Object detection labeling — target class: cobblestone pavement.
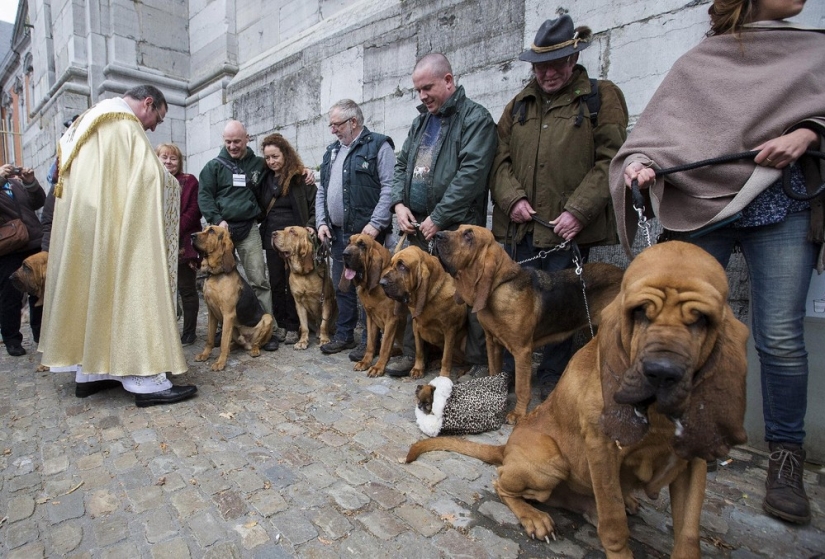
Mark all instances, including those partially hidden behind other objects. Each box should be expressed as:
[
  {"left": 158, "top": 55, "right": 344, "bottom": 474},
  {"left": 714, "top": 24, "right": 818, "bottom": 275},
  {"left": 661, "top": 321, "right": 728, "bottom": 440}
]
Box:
[{"left": 2, "top": 325, "right": 824, "bottom": 559}]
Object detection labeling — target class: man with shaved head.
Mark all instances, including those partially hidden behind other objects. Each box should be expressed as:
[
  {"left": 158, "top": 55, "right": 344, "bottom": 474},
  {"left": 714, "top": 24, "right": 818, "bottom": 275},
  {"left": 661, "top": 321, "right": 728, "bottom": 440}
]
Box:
[
  {"left": 199, "top": 120, "right": 279, "bottom": 351},
  {"left": 387, "top": 53, "right": 497, "bottom": 377}
]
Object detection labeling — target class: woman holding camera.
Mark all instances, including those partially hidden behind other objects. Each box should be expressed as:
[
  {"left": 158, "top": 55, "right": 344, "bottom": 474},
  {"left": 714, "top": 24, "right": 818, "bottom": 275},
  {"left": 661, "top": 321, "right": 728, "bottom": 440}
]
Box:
[{"left": 0, "top": 163, "right": 46, "bottom": 356}]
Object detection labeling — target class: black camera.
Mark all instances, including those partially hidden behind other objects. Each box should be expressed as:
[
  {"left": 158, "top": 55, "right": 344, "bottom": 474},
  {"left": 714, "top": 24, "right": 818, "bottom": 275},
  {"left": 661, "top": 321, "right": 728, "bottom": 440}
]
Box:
[{"left": 10, "top": 167, "right": 23, "bottom": 176}]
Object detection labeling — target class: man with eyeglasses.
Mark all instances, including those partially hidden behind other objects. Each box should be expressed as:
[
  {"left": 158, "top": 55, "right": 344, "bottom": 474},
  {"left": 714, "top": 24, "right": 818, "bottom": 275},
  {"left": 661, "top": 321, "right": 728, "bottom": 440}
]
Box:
[
  {"left": 316, "top": 99, "right": 395, "bottom": 357},
  {"left": 490, "top": 15, "right": 628, "bottom": 399},
  {"left": 39, "top": 85, "right": 198, "bottom": 406}
]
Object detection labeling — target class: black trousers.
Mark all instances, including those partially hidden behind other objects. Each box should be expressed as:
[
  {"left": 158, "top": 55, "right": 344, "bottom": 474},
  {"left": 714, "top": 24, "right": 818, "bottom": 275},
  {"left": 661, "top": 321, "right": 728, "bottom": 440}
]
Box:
[
  {"left": 0, "top": 248, "right": 42, "bottom": 346},
  {"left": 178, "top": 260, "right": 199, "bottom": 338},
  {"left": 265, "top": 247, "right": 299, "bottom": 332}
]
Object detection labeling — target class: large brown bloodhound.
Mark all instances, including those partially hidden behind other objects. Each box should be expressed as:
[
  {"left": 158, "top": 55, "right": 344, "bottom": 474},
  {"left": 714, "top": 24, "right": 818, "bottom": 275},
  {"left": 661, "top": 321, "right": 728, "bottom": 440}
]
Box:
[
  {"left": 379, "top": 245, "right": 467, "bottom": 379},
  {"left": 406, "top": 241, "right": 750, "bottom": 558},
  {"left": 10, "top": 251, "right": 48, "bottom": 307},
  {"left": 272, "top": 226, "right": 337, "bottom": 350},
  {"left": 339, "top": 234, "right": 407, "bottom": 376},
  {"left": 192, "top": 226, "right": 274, "bottom": 370},
  {"left": 435, "top": 225, "right": 624, "bottom": 423}
]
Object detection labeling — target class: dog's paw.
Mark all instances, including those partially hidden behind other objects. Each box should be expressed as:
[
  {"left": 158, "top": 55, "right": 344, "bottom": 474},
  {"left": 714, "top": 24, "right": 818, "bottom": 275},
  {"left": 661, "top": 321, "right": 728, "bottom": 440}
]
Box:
[
  {"left": 194, "top": 351, "right": 211, "bottom": 362},
  {"left": 520, "top": 510, "right": 556, "bottom": 543},
  {"left": 624, "top": 494, "right": 640, "bottom": 515},
  {"left": 211, "top": 360, "right": 227, "bottom": 371},
  {"left": 410, "top": 367, "right": 424, "bottom": 380},
  {"left": 36, "top": 364, "right": 49, "bottom": 372},
  {"left": 366, "top": 365, "right": 385, "bottom": 378},
  {"left": 505, "top": 411, "right": 524, "bottom": 425},
  {"left": 353, "top": 359, "right": 369, "bottom": 371},
  {"left": 250, "top": 348, "right": 261, "bottom": 358},
  {"left": 294, "top": 340, "right": 309, "bottom": 350}
]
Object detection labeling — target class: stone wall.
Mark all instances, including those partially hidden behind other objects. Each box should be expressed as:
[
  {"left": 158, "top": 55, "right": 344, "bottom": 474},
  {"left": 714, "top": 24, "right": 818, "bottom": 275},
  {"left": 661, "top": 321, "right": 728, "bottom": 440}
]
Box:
[{"left": 10, "top": 0, "right": 825, "bottom": 319}]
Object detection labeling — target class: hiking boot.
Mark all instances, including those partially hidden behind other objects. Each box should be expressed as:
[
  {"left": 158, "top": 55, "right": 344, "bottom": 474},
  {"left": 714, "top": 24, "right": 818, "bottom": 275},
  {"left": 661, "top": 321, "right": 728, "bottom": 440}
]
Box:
[
  {"left": 458, "top": 364, "right": 489, "bottom": 383},
  {"left": 274, "top": 327, "right": 287, "bottom": 342},
  {"left": 386, "top": 355, "right": 415, "bottom": 377},
  {"left": 284, "top": 330, "right": 300, "bottom": 345},
  {"left": 320, "top": 339, "right": 357, "bottom": 354},
  {"left": 763, "top": 442, "right": 811, "bottom": 524},
  {"left": 349, "top": 342, "right": 368, "bottom": 362}
]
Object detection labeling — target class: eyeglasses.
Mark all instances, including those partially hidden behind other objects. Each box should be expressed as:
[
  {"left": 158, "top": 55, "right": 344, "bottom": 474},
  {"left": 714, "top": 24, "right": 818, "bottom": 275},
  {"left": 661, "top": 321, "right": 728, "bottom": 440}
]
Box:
[
  {"left": 152, "top": 105, "right": 165, "bottom": 125},
  {"left": 328, "top": 118, "right": 351, "bottom": 130},
  {"left": 534, "top": 56, "right": 573, "bottom": 74}
]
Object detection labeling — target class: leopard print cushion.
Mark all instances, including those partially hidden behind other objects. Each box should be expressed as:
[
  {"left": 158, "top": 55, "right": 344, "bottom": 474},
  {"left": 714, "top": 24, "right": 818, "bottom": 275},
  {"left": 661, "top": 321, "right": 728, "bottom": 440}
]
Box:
[{"left": 415, "top": 372, "right": 509, "bottom": 437}]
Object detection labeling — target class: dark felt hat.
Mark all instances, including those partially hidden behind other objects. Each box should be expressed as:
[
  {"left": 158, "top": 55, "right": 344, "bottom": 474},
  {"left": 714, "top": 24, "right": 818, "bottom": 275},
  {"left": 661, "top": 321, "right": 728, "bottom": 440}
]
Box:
[{"left": 519, "top": 15, "right": 592, "bottom": 63}]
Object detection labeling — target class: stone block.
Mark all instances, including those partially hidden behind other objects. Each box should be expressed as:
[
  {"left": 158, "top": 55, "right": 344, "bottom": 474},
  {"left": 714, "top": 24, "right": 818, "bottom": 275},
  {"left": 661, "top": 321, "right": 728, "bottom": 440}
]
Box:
[
  {"left": 278, "top": 0, "right": 319, "bottom": 42},
  {"left": 92, "top": 516, "right": 128, "bottom": 547}
]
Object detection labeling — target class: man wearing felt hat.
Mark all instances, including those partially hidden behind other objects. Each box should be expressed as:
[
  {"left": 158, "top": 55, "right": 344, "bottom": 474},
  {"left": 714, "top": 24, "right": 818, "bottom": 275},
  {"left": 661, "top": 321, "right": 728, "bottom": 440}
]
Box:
[{"left": 490, "top": 15, "right": 629, "bottom": 399}]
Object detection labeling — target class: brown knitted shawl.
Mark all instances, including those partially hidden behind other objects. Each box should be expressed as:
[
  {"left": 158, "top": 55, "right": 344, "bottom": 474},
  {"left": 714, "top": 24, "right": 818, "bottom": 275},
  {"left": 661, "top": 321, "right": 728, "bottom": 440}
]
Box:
[{"left": 610, "top": 22, "right": 825, "bottom": 267}]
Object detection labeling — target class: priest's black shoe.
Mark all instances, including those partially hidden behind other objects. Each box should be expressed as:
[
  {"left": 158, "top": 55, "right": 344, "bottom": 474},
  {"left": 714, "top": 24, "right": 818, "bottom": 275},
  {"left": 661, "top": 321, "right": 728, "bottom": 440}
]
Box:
[
  {"left": 6, "top": 344, "right": 26, "bottom": 356},
  {"left": 263, "top": 338, "right": 279, "bottom": 351},
  {"left": 135, "top": 385, "right": 198, "bottom": 407},
  {"left": 76, "top": 380, "right": 122, "bottom": 398}
]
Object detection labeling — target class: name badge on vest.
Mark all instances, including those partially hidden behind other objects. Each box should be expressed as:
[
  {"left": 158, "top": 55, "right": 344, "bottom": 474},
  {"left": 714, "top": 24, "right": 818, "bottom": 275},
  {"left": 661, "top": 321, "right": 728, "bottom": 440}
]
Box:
[{"left": 232, "top": 174, "right": 246, "bottom": 188}]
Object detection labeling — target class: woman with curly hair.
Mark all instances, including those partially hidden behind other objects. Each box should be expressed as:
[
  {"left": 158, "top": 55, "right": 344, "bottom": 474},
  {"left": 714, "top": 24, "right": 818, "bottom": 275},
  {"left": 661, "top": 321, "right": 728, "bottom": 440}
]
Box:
[{"left": 258, "top": 134, "right": 317, "bottom": 345}]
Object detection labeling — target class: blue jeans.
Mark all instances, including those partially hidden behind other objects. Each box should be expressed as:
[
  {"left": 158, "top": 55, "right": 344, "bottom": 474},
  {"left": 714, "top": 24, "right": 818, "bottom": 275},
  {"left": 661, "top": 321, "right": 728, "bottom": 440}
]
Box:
[
  {"left": 331, "top": 226, "right": 359, "bottom": 343},
  {"left": 675, "top": 211, "right": 815, "bottom": 445},
  {"left": 503, "top": 234, "right": 590, "bottom": 382}
]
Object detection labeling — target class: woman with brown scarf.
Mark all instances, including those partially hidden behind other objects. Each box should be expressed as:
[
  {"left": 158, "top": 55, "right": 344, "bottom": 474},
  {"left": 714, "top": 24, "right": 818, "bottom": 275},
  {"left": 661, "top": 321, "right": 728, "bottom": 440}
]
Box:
[{"left": 611, "top": 0, "right": 823, "bottom": 525}]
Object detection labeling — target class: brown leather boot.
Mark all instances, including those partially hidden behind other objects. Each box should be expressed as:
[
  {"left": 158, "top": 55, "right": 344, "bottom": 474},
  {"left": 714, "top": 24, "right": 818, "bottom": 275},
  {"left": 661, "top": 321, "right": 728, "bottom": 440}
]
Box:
[{"left": 763, "top": 442, "right": 811, "bottom": 524}]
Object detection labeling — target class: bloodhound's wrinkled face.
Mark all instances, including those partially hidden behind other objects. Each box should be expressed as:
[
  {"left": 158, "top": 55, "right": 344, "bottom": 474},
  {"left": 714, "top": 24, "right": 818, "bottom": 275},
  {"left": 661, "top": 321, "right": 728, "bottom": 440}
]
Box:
[
  {"left": 191, "top": 225, "right": 236, "bottom": 275},
  {"left": 10, "top": 251, "right": 49, "bottom": 306},
  {"left": 379, "top": 247, "right": 419, "bottom": 305},
  {"left": 341, "top": 234, "right": 385, "bottom": 292},
  {"left": 599, "top": 241, "right": 749, "bottom": 460},
  {"left": 434, "top": 225, "right": 490, "bottom": 276},
  {"left": 272, "top": 226, "right": 316, "bottom": 275}
]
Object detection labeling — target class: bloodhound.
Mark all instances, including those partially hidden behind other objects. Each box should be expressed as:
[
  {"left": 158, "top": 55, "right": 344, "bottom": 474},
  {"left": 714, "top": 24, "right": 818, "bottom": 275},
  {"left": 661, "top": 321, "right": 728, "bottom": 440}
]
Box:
[
  {"left": 340, "top": 234, "right": 407, "bottom": 376},
  {"left": 435, "top": 225, "right": 624, "bottom": 423},
  {"left": 10, "top": 250, "right": 48, "bottom": 307},
  {"left": 192, "top": 226, "right": 274, "bottom": 371},
  {"left": 379, "top": 245, "right": 467, "bottom": 379},
  {"left": 272, "top": 226, "right": 337, "bottom": 350},
  {"left": 406, "top": 241, "right": 750, "bottom": 558},
  {"left": 11, "top": 251, "right": 50, "bottom": 371}
]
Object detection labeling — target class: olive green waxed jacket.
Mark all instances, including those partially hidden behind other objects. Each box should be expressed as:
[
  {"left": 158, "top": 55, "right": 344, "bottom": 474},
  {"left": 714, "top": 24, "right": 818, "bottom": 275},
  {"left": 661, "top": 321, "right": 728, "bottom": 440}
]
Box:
[
  {"left": 392, "top": 86, "right": 497, "bottom": 229},
  {"left": 491, "top": 67, "right": 628, "bottom": 248}
]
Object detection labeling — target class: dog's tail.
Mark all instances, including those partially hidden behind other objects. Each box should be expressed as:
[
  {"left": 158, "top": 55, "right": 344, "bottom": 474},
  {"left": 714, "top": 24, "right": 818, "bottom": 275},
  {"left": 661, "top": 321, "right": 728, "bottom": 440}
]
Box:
[{"left": 405, "top": 437, "right": 505, "bottom": 465}]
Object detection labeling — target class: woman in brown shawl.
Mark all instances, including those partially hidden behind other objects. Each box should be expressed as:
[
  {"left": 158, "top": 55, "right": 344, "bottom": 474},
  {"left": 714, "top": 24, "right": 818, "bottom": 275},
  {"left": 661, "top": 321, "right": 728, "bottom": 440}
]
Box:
[{"left": 611, "top": 0, "right": 824, "bottom": 525}]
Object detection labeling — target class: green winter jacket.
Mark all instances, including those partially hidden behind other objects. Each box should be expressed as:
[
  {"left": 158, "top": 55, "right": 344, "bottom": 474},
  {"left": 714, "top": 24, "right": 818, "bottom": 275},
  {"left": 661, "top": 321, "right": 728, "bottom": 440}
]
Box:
[
  {"left": 198, "top": 146, "right": 265, "bottom": 224},
  {"left": 491, "top": 67, "right": 628, "bottom": 248},
  {"left": 392, "top": 86, "right": 497, "bottom": 229}
]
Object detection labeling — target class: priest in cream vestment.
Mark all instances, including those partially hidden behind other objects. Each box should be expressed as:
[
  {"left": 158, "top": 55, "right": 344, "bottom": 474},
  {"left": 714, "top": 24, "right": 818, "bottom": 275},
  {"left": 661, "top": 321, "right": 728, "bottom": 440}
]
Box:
[{"left": 39, "top": 85, "right": 197, "bottom": 407}]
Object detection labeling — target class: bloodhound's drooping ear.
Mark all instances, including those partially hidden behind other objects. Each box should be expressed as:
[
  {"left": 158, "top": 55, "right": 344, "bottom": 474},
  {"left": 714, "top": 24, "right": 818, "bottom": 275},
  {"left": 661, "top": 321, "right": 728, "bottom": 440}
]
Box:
[
  {"left": 366, "top": 246, "right": 386, "bottom": 291},
  {"left": 597, "top": 297, "right": 652, "bottom": 446},
  {"left": 451, "top": 228, "right": 497, "bottom": 313},
  {"left": 296, "top": 231, "right": 316, "bottom": 275},
  {"left": 412, "top": 258, "right": 431, "bottom": 319},
  {"left": 219, "top": 230, "right": 237, "bottom": 274},
  {"left": 671, "top": 309, "right": 749, "bottom": 461}
]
